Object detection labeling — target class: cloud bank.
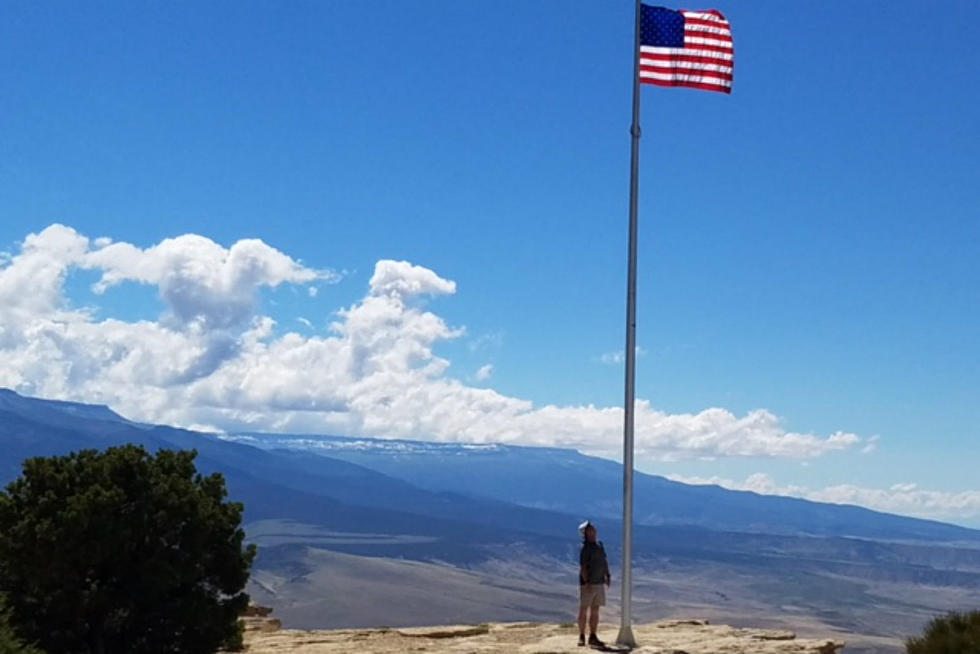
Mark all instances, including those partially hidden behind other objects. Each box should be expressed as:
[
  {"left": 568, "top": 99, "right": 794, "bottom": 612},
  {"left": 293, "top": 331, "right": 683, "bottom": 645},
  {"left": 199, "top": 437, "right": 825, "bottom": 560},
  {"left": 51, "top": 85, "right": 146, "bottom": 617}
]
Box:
[
  {"left": 0, "top": 224, "right": 864, "bottom": 461},
  {"left": 669, "top": 473, "right": 980, "bottom": 525}
]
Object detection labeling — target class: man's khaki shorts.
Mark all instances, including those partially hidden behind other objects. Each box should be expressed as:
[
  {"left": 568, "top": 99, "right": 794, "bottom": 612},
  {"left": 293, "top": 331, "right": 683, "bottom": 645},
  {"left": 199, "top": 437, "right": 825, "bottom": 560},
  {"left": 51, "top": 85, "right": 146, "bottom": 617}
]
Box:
[{"left": 579, "top": 583, "right": 606, "bottom": 609}]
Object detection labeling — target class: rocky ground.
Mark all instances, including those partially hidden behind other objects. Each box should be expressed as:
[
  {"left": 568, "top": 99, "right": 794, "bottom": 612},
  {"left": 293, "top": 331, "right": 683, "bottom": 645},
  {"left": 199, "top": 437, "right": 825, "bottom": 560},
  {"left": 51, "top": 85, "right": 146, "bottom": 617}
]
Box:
[{"left": 242, "top": 616, "right": 846, "bottom": 653}]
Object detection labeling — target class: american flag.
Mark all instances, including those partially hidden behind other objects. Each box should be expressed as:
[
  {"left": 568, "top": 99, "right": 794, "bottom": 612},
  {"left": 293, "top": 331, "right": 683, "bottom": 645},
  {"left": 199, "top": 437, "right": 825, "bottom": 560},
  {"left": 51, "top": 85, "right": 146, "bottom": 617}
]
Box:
[{"left": 638, "top": 5, "right": 733, "bottom": 94}]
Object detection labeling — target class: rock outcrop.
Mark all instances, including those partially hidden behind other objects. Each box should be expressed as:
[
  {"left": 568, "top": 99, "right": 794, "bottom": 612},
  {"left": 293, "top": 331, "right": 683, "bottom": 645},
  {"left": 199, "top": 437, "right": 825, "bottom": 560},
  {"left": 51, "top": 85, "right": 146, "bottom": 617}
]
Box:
[
  {"left": 241, "top": 604, "right": 282, "bottom": 634},
  {"left": 243, "top": 618, "right": 845, "bottom": 653}
]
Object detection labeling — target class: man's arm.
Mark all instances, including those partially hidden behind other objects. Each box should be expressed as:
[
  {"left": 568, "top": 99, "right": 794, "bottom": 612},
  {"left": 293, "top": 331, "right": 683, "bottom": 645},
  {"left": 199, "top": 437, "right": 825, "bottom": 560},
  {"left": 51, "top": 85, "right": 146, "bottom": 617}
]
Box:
[{"left": 600, "top": 543, "right": 611, "bottom": 586}]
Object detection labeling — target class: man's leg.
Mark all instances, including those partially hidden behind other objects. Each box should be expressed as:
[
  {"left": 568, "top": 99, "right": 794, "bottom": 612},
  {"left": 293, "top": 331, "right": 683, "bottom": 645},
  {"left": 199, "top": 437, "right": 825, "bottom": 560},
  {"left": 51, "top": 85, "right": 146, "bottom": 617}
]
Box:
[
  {"left": 578, "top": 604, "right": 587, "bottom": 643},
  {"left": 587, "top": 605, "right": 607, "bottom": 647},
  {"left": 589, "top": 605, "right": 599, "bottom": 636}
]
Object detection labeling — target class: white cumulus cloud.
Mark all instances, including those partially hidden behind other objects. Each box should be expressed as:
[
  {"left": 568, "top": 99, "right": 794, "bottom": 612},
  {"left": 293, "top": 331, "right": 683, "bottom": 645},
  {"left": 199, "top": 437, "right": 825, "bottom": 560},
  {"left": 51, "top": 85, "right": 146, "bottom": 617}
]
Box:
[
  {"left": 85, "top": 232, "right": 333, "bottom": 330},
  {"left": 368, "top": 260, "right": 456, "bottom": 299},
  {"left": 475, "top": 364, "right": 494, "bottom": 381},
  {"left": 0, "top": 224, "right": 866, "bottom": 462}
]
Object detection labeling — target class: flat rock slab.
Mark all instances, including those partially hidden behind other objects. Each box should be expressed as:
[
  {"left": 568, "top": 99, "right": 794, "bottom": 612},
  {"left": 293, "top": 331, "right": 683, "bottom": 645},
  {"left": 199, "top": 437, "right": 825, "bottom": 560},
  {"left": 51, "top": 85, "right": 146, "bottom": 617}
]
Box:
[
  {"left": 397, "top": 625, "right": 491, "bottom": 638},
  {"left": 244, "top": 620, "right": 845, "bottom": 654},
  {"left": 243, "top": 616, "right": 283, "bottom": 633}
]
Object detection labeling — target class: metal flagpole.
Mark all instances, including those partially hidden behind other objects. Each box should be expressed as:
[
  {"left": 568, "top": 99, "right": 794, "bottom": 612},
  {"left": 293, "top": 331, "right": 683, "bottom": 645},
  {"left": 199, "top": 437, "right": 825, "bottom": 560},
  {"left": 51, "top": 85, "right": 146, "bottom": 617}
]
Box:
[{"left": 616, "top": 0, "right": 643, "bottom": 648}]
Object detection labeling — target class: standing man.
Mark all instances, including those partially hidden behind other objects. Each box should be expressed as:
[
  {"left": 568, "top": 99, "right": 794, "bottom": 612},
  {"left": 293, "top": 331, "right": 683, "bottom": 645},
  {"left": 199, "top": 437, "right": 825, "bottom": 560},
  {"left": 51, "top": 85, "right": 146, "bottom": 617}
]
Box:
[{"left": 578, "top": 520, "right": 611, "bottom": 648}]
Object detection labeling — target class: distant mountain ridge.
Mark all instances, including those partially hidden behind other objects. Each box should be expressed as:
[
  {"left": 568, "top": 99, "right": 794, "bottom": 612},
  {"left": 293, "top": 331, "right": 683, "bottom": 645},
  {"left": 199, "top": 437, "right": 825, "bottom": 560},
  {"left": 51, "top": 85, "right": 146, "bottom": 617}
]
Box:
[
  {"left": 0, "top": 387, "right": 135, "bottom": 426},
  {"left": 3, "top": 388, "right": 978, "bottom": 547},
  {"left": 226, "top": 431, "right": 980, "bottom": 543}
]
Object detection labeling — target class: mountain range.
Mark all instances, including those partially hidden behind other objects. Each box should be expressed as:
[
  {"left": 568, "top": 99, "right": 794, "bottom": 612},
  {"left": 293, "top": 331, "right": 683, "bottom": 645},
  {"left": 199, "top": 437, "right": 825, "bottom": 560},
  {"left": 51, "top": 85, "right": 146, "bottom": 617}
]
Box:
[
  {"left": 226, "top": 431, "right": 980, "bottom": 543},
  {"left": 2, "top": 388, "right": 979, "bottom": 653}
]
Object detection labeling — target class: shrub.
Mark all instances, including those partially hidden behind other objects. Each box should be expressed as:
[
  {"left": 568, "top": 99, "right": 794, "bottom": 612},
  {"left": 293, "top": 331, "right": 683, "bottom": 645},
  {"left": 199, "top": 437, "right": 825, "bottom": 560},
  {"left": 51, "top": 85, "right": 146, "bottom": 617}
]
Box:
[
  {"left": 0, "top": 445, "right": 256, "bottom": 654},
  {"left": 907, "top": 610, "right": 980, "bottom": 654},
  {"left": 0, "top": 596, "right": 40, "bottom": 654}
]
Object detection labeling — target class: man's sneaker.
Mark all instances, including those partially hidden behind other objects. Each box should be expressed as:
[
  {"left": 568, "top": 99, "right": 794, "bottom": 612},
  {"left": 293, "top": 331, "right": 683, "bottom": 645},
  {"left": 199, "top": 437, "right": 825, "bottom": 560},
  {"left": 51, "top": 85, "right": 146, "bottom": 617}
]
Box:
[
  {"left": 577, "top": 633, "right": 586, "bottom": 647},
  {"left": 588, "top": 633, "right": 606, "bottom": 648}
]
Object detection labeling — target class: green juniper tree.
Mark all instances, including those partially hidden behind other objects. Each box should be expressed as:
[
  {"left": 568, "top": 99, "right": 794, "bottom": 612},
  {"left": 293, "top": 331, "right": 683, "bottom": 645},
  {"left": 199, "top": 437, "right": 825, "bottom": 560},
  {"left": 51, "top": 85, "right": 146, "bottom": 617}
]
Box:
[
  {"left": 0, "top": 445, "right": 256, "bottom": 654},
  {"left": 907, "top": 611, "right": 980, "bottom": 654},
  {"left": 0, "top": 595, "right": 39, "bottom": 654}
]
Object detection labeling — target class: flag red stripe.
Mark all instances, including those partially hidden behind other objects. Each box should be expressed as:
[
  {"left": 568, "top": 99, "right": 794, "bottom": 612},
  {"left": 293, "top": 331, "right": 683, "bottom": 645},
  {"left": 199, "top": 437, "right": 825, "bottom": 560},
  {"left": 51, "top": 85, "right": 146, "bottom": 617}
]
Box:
[
  {"left": 641, "top": 48, "right": 732, "bottom": 63},
  {"left": 639, "top": 65, "right": 733, "bottom": 81},
  {"left": 641, "top": 77, "right": 731, "bottom": 93},
  {"left": 685, "top": 32, "right": 733, "bottom": 45},
  {"left": 639, "top": 70, "right": 733, "bottom": 86},
  {"left": 681, "top": 40, "right": 733, "bottom": 54},
  {"left": 640, "top": 53, "right": 734, "bottom": 68},
  {"left": 684, "top": 17, "right": 731, "bottom": 30},
  {"left": 681, "top": 9, "right": 727, "bottom": 21},
  {"left": 685, "top": 26, "right": 732, "bottom": 41}
]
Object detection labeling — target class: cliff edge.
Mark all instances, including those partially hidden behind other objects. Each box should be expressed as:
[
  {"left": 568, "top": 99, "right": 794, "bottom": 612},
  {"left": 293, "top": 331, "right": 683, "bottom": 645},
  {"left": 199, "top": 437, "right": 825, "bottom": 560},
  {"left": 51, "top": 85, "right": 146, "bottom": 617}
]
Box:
[{"left": 242, "top": 616, "right": 845, "bottom": 653}]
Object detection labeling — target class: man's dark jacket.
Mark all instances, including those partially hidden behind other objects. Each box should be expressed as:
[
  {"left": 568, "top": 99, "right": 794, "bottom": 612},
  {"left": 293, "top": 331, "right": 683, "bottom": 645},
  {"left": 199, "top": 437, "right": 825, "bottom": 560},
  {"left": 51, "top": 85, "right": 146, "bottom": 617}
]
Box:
[{"left": 579, "top": 540, "right": 610, "bottom": 585}]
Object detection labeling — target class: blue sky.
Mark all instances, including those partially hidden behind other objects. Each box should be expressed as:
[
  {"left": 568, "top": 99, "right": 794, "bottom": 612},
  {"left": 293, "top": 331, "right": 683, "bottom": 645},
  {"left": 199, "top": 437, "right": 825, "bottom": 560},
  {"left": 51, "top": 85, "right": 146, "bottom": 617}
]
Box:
[{"left": 1, "top": 2, "right": 978, "bottom": 525}]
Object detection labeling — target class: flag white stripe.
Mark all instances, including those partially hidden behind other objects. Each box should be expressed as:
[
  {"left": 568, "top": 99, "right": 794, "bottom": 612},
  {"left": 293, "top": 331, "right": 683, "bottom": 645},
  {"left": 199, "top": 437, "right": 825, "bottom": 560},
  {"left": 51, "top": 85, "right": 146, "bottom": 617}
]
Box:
[
  {"left": 641, "top": 46, "right": 733, "bottom": 62},
  {"left": 684, "top": 35, "right": 733, "bottom": 49},
  {"left": 641, "top": 60, "right": 733, "bottom": 74},
  {"left": 639, "top": 70, "right": 732, "bottom": 87},
  {"left": 685, "top": 23, "right": 732, "bottom": 38}
]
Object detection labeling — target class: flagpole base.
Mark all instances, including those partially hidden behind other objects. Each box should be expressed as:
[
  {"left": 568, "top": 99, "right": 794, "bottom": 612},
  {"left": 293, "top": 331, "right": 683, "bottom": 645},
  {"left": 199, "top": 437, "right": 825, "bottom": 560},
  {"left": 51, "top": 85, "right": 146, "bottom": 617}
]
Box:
[{"left": 615, "top": 623, "right": 637, "bottom": 649}]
